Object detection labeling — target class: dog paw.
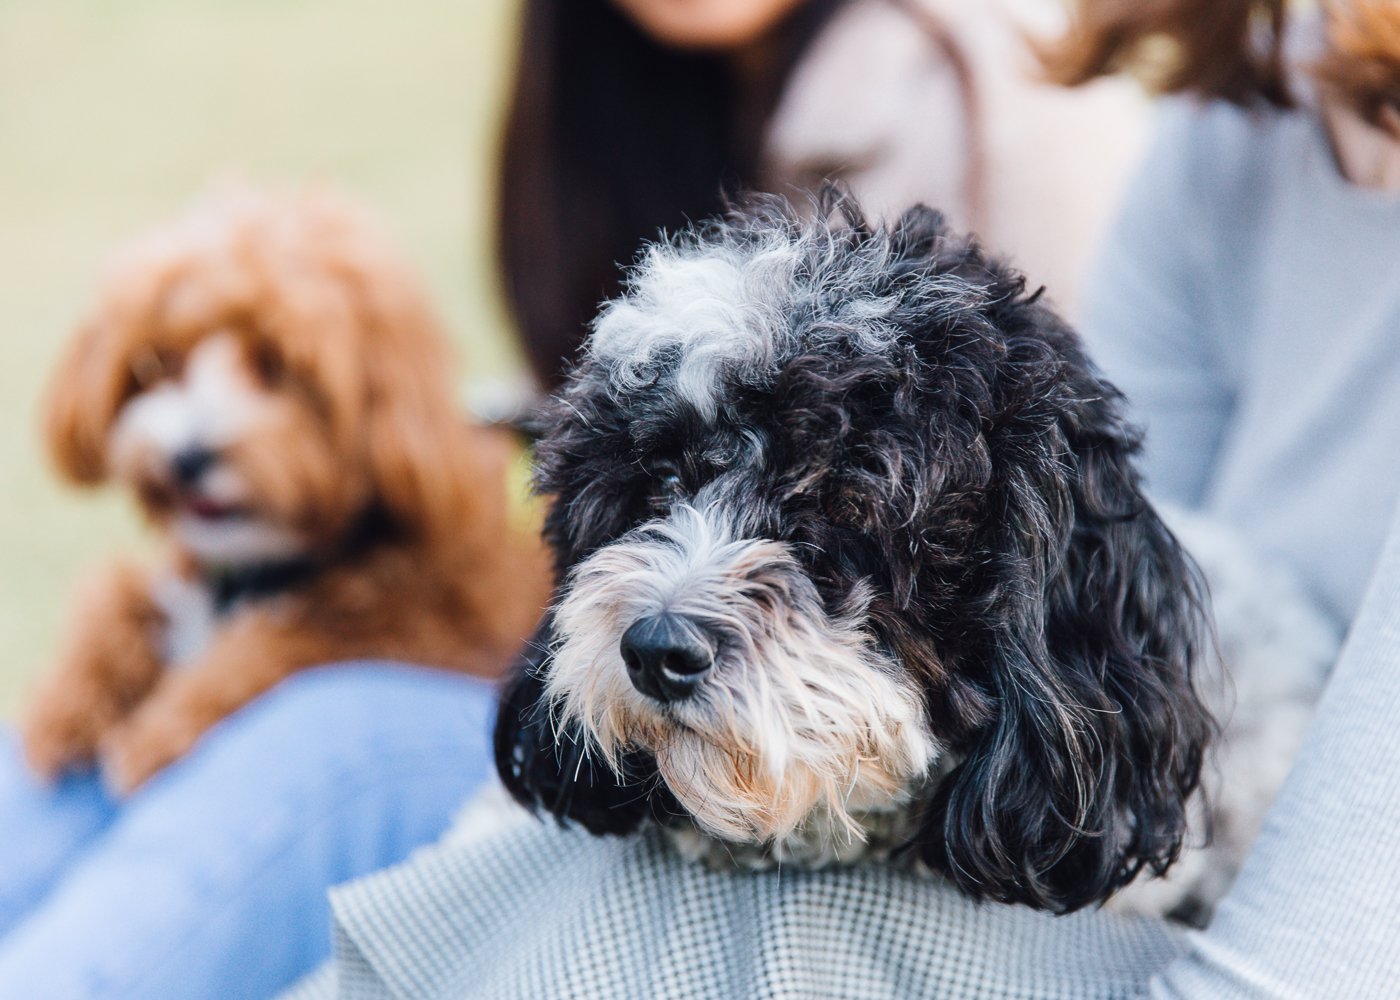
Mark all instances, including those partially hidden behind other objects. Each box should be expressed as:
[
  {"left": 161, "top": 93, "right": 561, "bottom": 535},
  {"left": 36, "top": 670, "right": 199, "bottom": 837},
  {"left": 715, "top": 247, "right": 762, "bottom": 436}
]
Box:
[{"left": 101, "top": 709, "right": 203, "bottom": 795}]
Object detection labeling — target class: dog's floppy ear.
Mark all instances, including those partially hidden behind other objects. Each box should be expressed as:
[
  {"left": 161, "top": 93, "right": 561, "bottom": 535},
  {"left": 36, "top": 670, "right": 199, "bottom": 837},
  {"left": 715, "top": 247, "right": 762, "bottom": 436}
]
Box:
[
  {"left": 44, "top": 218, "right": 186, "bottom": 487},
  {"left": 342, "top": 254, "right": 502, "bottom": 547},
  {"left": 361, "top": 346, "right": 486, "bottom": 542},
  {"left": 494, "top": 618, "right": 661, "bottom": 835},
  {"left": 917, "top": 340, "right": 1212, "bottom": 913},
  {"left": 44, "top": 315, "right": 130, "bottom": 485}
]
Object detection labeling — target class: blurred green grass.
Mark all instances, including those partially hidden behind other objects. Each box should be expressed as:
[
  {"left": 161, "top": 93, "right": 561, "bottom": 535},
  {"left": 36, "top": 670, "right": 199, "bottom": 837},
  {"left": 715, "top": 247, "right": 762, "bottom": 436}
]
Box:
[{"left": 0, "top": 0, "right": 522, "bottom": 715}]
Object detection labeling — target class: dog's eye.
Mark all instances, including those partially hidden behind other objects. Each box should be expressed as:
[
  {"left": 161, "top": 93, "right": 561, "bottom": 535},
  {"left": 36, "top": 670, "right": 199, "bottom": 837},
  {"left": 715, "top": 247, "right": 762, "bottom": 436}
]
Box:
[
  {"left": 129, "top": 347, "right": 179, "bottom": 390},
  {"left": 649, "top": 461, "right": 686, "bottom": 501},
  {"left": 251, "top": 344, "right": 288, "bottom": 387}
]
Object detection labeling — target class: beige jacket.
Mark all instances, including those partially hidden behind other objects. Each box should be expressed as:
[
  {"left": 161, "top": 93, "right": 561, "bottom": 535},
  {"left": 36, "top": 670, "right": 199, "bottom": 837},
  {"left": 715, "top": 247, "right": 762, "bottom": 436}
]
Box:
[{"left": 761, "top": 0, "right": 1148, "bottom": 319}]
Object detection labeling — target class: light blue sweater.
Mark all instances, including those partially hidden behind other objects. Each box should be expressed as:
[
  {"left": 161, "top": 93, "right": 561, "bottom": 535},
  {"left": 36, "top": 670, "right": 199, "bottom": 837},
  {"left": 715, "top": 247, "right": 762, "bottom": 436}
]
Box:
[
  {"left": 1082, "top": 99, "right": 1400, "bottom": 627},
  {"left": 1085, "top": 97, "right": 1400, "bottom": 998}
]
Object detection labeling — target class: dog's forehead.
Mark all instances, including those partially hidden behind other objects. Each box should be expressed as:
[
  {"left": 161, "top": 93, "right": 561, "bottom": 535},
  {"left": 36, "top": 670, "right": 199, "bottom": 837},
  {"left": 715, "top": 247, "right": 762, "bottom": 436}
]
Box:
[
  {"left": 587, "top": 237, "right": 798, "bottom": 418},
  {"left": 586, "top": 230, "right": 917, "bottom": 420}
]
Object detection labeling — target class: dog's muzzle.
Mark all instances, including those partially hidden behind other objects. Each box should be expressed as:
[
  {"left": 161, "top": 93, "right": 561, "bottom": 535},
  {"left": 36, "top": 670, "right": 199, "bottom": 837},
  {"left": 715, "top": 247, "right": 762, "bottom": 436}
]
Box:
[{"left": 620, "top": 612, "right": 715, "bottom": 702}]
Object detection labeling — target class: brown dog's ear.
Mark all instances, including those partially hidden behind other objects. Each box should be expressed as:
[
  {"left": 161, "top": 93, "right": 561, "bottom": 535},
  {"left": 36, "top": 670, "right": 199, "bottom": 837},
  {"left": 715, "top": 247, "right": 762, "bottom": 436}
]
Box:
[
  {"left": 43, "top": 220, "right": 183, "bottom": 488},
  {"left": 351, "top": 263, "right": 503, "bottom": 548},
  {"left": 43, "top": 316, "right": 128, "bottom": 486},
  {"left": 364, "top": 364, "right": 490, "bottom": 543}
]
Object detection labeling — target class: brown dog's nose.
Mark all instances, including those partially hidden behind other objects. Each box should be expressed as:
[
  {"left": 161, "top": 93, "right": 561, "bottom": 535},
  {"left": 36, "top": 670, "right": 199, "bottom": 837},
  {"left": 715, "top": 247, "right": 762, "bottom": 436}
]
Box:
[
  {"left": 171, "top": 446, "right": 217, "bottom": 486},
  {"left": 620, "top": 613, "right": 714, "bottom": 703}
]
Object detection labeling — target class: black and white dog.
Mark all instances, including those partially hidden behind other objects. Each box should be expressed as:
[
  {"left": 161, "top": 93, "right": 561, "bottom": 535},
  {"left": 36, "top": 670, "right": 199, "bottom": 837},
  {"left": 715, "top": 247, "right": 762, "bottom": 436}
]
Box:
[{"left": 495, "top": 193, "right": 1332, "bottom": 918}]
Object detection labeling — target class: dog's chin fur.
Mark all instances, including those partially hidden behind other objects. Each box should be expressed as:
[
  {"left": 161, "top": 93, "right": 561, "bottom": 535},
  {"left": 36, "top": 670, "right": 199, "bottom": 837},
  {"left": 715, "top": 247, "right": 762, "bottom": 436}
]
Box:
[
  {"left": 171, "top": 513, "right": 305, "bottom": 568},
  {"left": 548, "top": 505, "right": 938, "bottom": 855}
]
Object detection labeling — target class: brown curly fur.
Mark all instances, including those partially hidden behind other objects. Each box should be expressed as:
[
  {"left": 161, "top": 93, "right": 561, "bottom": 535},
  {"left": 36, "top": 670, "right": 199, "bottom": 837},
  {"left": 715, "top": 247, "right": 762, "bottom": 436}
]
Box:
[{"left": 23, "top": 185, "right": 552, "bottom": 793}]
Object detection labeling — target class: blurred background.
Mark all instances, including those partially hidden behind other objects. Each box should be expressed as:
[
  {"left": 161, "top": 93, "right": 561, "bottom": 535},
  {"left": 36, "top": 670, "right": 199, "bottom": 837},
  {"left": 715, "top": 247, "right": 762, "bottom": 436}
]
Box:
[
  {"left": 0, "top": 0, "right": 520, "bottom": 714},
  {"left": 1, "top": 0, "right": 1148, "bottom": 719}
]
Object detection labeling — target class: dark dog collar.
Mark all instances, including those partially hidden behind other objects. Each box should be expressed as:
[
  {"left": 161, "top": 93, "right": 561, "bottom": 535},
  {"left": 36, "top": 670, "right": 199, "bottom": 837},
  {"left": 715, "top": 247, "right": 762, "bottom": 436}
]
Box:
[
  {"left": 208, "top": 558, "right": 318, "bottom": 613},
  {"left": 202, "top": 506, "right": 395, "bottom": 613}
]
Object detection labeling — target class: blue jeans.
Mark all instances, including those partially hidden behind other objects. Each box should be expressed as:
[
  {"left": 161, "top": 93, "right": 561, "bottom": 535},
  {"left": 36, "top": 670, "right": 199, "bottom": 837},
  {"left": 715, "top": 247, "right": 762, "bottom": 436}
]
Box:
[{"left": 0, "top": 663, "right": 497, "bottom": 999}]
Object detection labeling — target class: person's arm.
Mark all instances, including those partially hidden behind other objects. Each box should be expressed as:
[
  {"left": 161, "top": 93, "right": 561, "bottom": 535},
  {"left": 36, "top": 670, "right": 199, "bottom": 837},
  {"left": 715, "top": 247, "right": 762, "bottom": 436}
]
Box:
[
  {"left": 1147, "top": 494, "right": 1400, "bottom": 998},
  {"left": 1079, "top": 101, "right": 1236, "bottom": 507}
]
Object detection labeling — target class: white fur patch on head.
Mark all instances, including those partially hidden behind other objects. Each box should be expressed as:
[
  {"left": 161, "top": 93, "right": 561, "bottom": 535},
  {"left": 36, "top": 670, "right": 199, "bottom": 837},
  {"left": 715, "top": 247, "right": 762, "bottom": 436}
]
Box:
[
  {"left": 589, "top": 236, "right": 803, "bottom": 419},
  {"left": 546, "top": 503, "right": 938, "bottom": 854},
  {"left": 586, "top": 222, "right": 982, "bottom": 420}
]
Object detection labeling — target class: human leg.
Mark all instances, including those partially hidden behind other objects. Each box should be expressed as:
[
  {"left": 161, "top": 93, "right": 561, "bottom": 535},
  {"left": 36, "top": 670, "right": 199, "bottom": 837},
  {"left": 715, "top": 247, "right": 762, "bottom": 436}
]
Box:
[
  {"left": 0, "top": 663, "right": 496, "bottom": 1000},
  {"left": 0, "top": 732, "right": 117, "bottom": 938}
]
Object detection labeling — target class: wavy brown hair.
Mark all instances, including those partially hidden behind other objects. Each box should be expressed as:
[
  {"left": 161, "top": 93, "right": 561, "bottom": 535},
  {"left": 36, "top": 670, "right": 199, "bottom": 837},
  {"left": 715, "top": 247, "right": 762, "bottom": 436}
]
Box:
[
  {"left": 1314, "top": 1, "right": 1400, "bottom": 127},
  {"left": 1042, "top": 0, "right": 1291, "bottom": 106},
  {"left": 1045, "top": 0, "right": 1400, "bottom": 124}
]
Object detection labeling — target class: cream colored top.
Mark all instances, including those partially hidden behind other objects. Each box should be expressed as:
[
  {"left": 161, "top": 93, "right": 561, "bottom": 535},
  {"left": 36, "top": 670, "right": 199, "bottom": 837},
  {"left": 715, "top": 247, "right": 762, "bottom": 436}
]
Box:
[{"left": 761, "top": 0, "right": 1149, "bottom": 319}]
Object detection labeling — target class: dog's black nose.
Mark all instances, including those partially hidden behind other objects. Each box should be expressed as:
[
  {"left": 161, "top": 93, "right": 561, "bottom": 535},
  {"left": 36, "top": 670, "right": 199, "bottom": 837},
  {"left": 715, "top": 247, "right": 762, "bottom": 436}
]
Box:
[
  {"left": 620, "top": 613, "right": 715, "bottom": 703},
  {"left": 171, "top": 446, "right": 217, "bottom": 486}
]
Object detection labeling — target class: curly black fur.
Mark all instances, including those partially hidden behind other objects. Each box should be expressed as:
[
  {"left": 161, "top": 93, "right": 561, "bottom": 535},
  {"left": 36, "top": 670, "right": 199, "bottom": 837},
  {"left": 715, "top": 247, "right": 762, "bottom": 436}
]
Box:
[{"left": 495, "top": 191, "right": 1212, "bottom": 913}]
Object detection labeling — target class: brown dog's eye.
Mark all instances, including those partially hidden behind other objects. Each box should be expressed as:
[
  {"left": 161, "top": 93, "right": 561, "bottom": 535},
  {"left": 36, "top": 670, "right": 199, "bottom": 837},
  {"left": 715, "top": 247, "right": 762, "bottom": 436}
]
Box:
[
  {"left": 129, "top": 347, "right": 178, "bottom": 389},
  {"left": 252, "top": 343, "right": 288, "bottom": 387}
]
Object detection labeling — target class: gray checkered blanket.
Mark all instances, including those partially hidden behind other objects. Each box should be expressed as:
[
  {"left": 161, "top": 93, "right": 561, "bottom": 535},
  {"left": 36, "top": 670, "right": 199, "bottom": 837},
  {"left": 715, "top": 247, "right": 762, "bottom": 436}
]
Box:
[{"left": 285, "top": 797, "right": 1184, "bottom": 1000}]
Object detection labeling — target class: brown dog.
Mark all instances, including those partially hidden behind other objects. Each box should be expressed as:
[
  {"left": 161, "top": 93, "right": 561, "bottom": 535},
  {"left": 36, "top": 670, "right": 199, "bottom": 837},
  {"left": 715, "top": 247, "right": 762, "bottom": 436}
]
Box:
[{"left": 23, "top": 185, "right": 551, "bottom": 793}]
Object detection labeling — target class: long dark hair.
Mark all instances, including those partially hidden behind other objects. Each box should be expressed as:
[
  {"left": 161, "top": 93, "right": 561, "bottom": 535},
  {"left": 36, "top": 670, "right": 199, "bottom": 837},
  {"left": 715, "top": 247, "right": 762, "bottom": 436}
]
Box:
[{"left": 496, "top": 0, "right": 849, "bottom": 389}]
